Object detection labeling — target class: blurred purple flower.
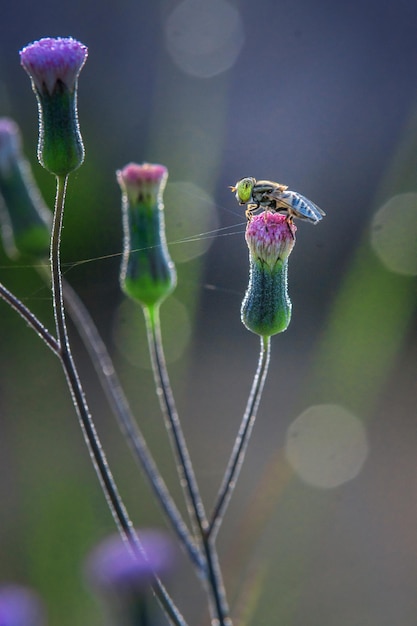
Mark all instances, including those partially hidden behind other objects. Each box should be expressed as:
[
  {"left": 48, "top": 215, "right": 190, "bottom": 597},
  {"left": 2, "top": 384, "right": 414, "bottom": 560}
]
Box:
[
  {"left": 0, "top": 584, "right": 45, "bottom": 626},
  {"left": 86, "top": 529, "right": 175, "bottom": 594},
  {"left": 0, "top": 118, "right": 21, "bottom": 176},
  {"left": 85, "top": 530, "right": 175, "bottom": 625},
  {"left": 19, "top": 37, "right": 88, "bottom": 95}
]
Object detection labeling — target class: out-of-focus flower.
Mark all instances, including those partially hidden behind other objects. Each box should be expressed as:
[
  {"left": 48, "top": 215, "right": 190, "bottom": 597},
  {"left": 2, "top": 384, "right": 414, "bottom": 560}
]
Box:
[
  {"left": 0, "top": 117, "right": 51, "bottom": 258},
  {"left": 0, "top": 584, "right": 46, "bottom": 626},
  {"left": 20, "top": 37, "right": 88, "bottom": 176},
  {"left": 118, "top": 163, "right": 177, "bottom": 309},
  {"left": 241, "top": 212, "right": 296, "bottom": 336},
  {"left": 85, "top": 529, "right": 175, "bottom": 625}
]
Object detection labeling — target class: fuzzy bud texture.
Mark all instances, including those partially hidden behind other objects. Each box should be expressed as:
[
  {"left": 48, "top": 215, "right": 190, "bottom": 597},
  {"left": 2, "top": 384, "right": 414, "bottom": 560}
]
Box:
[
  {"left": 241, "top": 212, "right": 296, "bottom": 336},
  {"left": 19, "top": 37, "right": 88, "bottom": 176},
  {"left": 245, "top": 211, "right": 296, "bottom": 269},
  {"left": 118, "top": 163, "right": 177, "bottom": 308},
  {"left": 20, "top": 37, "right": 87, "bottom": 95},
  {"left": 0, "top": 118, "right": 51, "bottom": 258},
  {"left": 119, "top": 162, "right": 168, "bottom": 206}
]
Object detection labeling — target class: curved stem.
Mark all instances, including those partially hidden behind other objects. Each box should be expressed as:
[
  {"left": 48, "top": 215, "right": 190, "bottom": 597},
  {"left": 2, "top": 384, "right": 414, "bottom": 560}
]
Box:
[
  {"left": 145, "top": 305, "right": 232, "bottom": 626},
  {"left": 208, "top": 335, "right": 271, "bottom": 540},
  {"left": 0, "top": 281, "right": 59, "bottom": 354},
  {"left": 56, "top": 275, "right": 204, "bottom": 573},
  {"left": 144, "top": 305, "right": 206, "bottom": 532},
  {"left": 50, "top": 175, "right": 187, "bottom": 626}
]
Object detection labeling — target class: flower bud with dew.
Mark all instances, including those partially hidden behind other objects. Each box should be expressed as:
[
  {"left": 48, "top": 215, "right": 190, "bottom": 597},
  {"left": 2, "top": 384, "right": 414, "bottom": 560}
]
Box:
[
  {"left": 19, "top": 37, "right": 88, "bottom": 177},
  {"left": 241, "top": 212, "right": 296, "bottom": 337},
  {"left": 0, "top": 118, "right": 51, "bottom": 258},
  {"left": 118, "top": 163, "right": 177, "bottom": 309}
]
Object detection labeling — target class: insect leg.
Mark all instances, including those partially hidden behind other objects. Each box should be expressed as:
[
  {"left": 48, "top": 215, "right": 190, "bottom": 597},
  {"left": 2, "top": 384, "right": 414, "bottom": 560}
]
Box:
[
  {"left": 245, "top": 203, "right": 260, "bottom": 220},
  {"left": 285, "top": 214, "right": 295, "bottom": 239}
]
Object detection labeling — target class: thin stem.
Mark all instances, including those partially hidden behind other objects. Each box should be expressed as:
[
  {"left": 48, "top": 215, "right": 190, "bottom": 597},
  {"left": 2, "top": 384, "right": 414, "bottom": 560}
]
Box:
[
  {"left": 145, "top": 305, "right": 232, "bottom": 626},
  {"left": 208, "top": 335, "right": 271, "bottom": 540},
  {"left": 56, "top": 273, "right": 204, "bottom": 573},
  {"left": 0, "top": 281, "right": 59, "bottom": 355},
  {"left": 144, "top": 305, "right": 206, "bottom": 532},
  {"left": 50, "top": 175, "right": 187, "bottom": 626}
]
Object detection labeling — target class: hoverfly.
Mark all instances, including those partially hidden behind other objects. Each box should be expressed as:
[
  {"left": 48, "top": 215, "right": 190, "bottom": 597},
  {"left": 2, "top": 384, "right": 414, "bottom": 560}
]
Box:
[{"left": 230, "top": 177, "right": 325, "bottom": 224}]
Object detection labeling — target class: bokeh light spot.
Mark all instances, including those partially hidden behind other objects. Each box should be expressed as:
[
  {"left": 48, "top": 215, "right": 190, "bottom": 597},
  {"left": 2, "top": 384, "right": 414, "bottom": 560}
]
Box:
[
  {"left": 164, "top": 181, "right": 219, "bottom": 263},
  {"left": 113, "top": 296, "right": 191, "bottom": 369},
  {"left": 370, "top": 192, "right": 417, "bottom": 276},
  {"left": 164, "top": 0, "right": 245, "bottom": 78},
  {"left": 285, "top": 404, "right": 369, "bottom": 489}
]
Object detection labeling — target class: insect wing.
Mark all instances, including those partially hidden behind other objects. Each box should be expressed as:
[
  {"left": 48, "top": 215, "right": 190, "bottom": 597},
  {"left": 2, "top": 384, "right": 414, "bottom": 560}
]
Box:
[
  {"left": 252, "top": 181, "right": 286, "bottom": 202},
  {"left": 281, "top": 191, "right": 325, "bottom": 223},
  {"left": 253, "top": 180, "right": 285, "bottom": 194},
  {"left": 255, "top": 186, "right": 298, "bottom": 215}
]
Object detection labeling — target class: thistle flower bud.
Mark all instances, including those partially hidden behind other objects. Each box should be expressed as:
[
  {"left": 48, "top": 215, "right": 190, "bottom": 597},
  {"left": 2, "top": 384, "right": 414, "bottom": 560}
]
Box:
[
  {"left": 19, "top": 37, "right": 88, "bottom": 176},
  {"left": 241, "top": 212, "right": 296, "bottom": 337},
  {"left": 0, "top": 118, "right": 51, "bottom": 258},
  {"left": 85, "top": 529, "right": 174, "bottom": 625},
  {"left": 118, "top": 163, "right": 177, "bottom": 308},
  {"left": 0, "top": 584, "right": 46, "bottom": 626}
]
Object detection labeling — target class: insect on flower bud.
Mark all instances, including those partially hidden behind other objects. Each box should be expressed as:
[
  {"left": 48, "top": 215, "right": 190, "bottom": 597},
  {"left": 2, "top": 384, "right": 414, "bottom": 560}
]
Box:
[
  {"left": 19, "top": 37, "right": 88, "bottom": 176},
  {"left": 241, "top": 212, "right": 296, "bottom": 337},
  {"left": 118, "top": 163, "right": 177, "bottom": 308},
  {"left": 0, "top": 118, "right": 51, "bottom": 259}
]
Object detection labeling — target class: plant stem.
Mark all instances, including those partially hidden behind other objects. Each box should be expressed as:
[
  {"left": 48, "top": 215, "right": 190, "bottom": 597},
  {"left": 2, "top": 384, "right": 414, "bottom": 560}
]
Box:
[
  {"left": 0, "top": 281, "right": 58, "bottom": 354},
  {"left": 56, "top": 274, "right": 204, "bottom": 573},
  {"left": 50, "top": 175, "right": 187, "bottom": 626},
  {"left": 144, "top": 305, "right": 206, "bottom": 531},
  {"left": 145, "top": 305, "right": 232, "bottom": 626},
  {"left": 208, "top": 335, "right": 271, "bottom": 540}
]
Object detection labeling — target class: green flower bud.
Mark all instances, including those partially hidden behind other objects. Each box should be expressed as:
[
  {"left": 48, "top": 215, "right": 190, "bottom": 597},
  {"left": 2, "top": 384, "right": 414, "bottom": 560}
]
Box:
[
  {"left": 117, "top": 163, "right": 177, "bottom": 308},
  {"left": 241, "top": 212, "right": 296, "bottom": 337},
  {"left": 19, "top": 37, "right": 88, "bottom": 176},
  {"left": 0, "top": 118, "right": 51, "bottom": 259}
]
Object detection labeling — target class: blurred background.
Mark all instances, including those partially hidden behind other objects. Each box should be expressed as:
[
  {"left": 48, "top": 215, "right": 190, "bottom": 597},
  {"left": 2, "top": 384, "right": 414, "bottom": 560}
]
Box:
[{"left": 0, "top": 0, "right": 417, "bottom": 624}]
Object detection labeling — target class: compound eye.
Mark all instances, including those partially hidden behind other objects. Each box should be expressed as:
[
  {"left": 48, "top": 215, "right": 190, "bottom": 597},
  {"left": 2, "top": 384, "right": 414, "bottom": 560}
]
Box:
[{"left": 236, "top": 178, "right": 253, "bottom": 203}]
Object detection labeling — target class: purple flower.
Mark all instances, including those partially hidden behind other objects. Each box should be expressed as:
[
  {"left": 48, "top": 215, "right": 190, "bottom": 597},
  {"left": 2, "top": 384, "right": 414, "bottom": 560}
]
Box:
[
  {"left": 241, "top": 211, "right": 296, "bottom": 336},
  {"left": 245, "top": 211, "right": 296, "bottom": 270},
  {"left": 117, "top": 163, "right": 168, "bottom": 205},
  {"left": 19, "top": 37, "right": 87, "bottom": 176},
  {"left": 117, "top": 163, "right": 177, "bottom": 308},
  {"left": 20, "top": 37, "right": 88, "bottom": 95},
  {"left": 0, "top": 584, "right": 45, "bottom": 626},
  {"left": 85, "top": 529, "right": 175, "bottom": 594}
]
